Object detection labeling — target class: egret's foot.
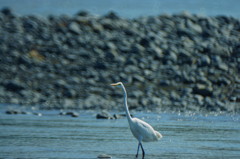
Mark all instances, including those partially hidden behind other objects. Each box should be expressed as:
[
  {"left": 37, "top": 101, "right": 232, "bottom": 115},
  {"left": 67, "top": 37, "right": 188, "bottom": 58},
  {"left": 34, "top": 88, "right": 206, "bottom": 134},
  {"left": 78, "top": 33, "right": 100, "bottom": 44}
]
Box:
[{"left": 135, "top": 154, "right": 138, "bottom": 158}]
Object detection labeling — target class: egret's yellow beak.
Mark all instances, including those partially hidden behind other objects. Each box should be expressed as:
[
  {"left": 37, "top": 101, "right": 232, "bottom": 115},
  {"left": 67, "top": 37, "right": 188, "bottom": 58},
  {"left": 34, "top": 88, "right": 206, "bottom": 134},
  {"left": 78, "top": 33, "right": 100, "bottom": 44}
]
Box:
[{"left": 111, "top": 82, "right": 120, "bottom": 86}]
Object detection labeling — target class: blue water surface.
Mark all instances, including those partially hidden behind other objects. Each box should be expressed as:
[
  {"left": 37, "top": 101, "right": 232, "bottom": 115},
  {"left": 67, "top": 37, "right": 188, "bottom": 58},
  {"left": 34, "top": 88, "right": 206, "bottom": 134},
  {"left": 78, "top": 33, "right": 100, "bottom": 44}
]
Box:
[
  {"left": 0, "top": 0, "right": 240, "bottom": 18},
  {"left": 0, "top": 107, "right": 239, "bottom": 159}
]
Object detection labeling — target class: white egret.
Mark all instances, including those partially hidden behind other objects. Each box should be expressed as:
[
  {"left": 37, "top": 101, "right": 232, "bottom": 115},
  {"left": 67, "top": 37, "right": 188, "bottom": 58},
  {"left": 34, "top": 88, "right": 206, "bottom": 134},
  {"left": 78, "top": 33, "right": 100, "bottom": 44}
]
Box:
[{"left": 111, "top": 82, "right": 162, "bottom": 159}]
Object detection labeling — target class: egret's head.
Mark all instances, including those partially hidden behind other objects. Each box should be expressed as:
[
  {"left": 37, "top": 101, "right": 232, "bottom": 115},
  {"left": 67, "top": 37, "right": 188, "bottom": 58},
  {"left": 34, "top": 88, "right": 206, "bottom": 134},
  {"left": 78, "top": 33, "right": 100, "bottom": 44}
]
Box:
[{"left": 110, "top": 82, "right": 122, "bottom": 86}]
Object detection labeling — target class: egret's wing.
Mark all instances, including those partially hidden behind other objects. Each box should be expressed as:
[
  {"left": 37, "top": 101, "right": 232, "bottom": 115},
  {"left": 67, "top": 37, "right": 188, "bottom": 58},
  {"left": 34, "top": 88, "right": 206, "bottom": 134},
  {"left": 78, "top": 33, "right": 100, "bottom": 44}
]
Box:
[{"left": 131, "top": 118, "right": 159, "bottom": 142}]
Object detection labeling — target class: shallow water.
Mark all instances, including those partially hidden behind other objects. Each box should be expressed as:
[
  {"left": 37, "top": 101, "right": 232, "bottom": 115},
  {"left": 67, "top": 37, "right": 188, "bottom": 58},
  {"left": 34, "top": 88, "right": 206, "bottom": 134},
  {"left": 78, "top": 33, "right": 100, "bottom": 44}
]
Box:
[{"left": 0, "top": 110, "right": 240, "bottom": 159}]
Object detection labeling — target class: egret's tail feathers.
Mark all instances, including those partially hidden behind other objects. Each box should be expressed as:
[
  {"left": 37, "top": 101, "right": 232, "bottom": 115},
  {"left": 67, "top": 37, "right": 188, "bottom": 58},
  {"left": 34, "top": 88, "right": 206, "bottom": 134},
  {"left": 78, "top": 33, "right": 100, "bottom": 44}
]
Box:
[{"left": 155, "top": 131, "right": 162, "bottom": 140}]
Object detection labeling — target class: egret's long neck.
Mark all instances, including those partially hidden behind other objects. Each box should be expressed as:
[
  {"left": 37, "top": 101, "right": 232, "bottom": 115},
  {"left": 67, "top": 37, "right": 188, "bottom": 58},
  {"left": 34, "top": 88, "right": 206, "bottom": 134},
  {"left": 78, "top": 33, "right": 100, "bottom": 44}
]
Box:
[{"left": 120, "top": 83, "right": 132, "bottom": 121}]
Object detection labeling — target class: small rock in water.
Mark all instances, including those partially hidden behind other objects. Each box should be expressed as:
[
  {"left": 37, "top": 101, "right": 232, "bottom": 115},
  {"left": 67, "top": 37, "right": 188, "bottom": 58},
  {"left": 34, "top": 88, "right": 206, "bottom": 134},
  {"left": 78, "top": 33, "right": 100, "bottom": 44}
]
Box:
[
  {"left": 5, "top": 109, "right": 31, "bottom": 115},
  {"left": 59, "top": 112, "right": 66, "bottom": 116},
  {"left": 66, "top": 111, "right": 79, "bottom": 117},
  {"left": 6, "top": 109, "right": 21, "bottom": 115},
  {"left": 113, "top": 114, "right": 121, "bottom": 119},
  {"left": 5, "top": 109, "right": 43, "bottom": 116},
  {"left": 59, "top": 111, "right": 79, "bottom": 117},
  {"left": 21, "top": 111, "right": 32, "bottom": 115},
  {"left": 97, "top": 154, "right": 112, "bottom": 159},
  {"left": 113, "top": 113, "right": 134, "bottom": 119},
  {"left": 96, "top": 111, "right": 114, "bottom": 119},
  {"left": 33, "top": 112, "right": 42, "bottom": 116}
]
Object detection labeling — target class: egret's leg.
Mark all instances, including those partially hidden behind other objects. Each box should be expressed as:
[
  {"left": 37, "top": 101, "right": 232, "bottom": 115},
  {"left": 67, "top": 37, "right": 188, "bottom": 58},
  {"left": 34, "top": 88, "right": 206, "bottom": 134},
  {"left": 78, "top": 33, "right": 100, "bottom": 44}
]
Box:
[
  {"left": 140, "top": 143, "right": 145, "bottom": 159},
  {"left": 135, "top": 143, "right": 140, "bottom": 158}
]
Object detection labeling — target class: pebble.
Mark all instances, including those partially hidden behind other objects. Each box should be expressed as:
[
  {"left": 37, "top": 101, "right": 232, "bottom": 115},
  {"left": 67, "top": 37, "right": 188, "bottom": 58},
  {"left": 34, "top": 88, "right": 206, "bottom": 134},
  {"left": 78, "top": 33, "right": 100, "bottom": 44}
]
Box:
[{"left": 97, "top": 154, "right": 112, "bottom": 159}]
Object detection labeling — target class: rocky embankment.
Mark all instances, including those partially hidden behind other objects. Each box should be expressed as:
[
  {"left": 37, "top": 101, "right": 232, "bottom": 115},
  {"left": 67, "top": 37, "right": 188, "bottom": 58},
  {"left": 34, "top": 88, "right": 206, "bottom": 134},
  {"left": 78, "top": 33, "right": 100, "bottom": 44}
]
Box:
[{"left": 0, "top": 8, "right": 239, "bottom": 113}]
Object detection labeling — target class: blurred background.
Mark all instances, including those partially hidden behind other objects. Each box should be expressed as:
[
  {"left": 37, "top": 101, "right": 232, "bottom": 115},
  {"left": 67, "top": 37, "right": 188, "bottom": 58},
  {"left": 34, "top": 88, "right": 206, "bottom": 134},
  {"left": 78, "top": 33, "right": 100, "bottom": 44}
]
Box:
[{"left": 0, "top": 0, "right": 239, "bottom": 112}]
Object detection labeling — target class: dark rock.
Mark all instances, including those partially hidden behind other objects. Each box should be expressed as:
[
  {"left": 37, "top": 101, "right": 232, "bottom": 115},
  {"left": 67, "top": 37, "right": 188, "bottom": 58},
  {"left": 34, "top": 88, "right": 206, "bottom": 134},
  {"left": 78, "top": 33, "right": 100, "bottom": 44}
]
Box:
[
  {"left": 204, "top": 97, "right": 217, "bottom": 111},
  {"left": 178, "top": 51, "right": 194, "bottom": 64},
  {"left": 124, "top": 65, "right": 138, "bottom": 73},
  {"left": 182, "top": 88, "right": 193, "bottom": 95},
  {"left": 33, "top": 112, "right": 42, "bottom": 116},
  {"left": 113, "top": 113, "right": 133, "bottom": 119},
  {"left": 194, "top": 95, "right": 204, "bottom": 105},
  {"left": 59, "top": 111, "right": 79, "bottom": 117},
  {"left": 94, "top": 62, "right": 107, "bottom": 70},
  {"left": 131, "top": 44, "right": 145, "bottom": 54},
  {"left": 67, "top": 112, "right": 79, "bottom": 117},
  {"left": 139, "top": 37, "right": 150, "bottom": 47},
  {"left": 1, "top": 7, "right": 13, "bottom": 16},
  {"left": 68, "top": 22, "right": 81, "bottom": 34},
  {"left": 101, "top": 19, "right": 115, "bottom": 30},
  {"left": 104, "top": 11, "right": 120, "bottom": 20},
  {"left": 23, "top": 18, "right": 39, "bottom": 31},
  {"left": 192, "top": 84, "right": 213, "bottom": 97},
  {"left": 159, "top": 80, "right": 171, "bottom": 87},
  {"left": 96, "top": 111, "right": 114, "bottom": 119},
  {"left": 163, "top": 51, "right": 177, "bottom": 64},
  {"left": 217, "top": 63, "right": 228, "bottom": 71},
  {"left": 229, "top": 96, "right": 240, "bottom": 103},
  {"left": 97, "top": 154, "right": 112, "bottom": 159},
  {"left": 3, "top": 81, "right": 25, "bottom": 92},
  {"left": 182, "top": 73, "right": 196, "bottom": 84},
  {"left": 132, "top": 75, "right": 145, "bottom": 82},
  {"left": 152, "top": 47, "right": 163, "bottom": 59},
  {"left": 187, "top": 20, "right": 202, "bottom": 33},
  {"left": 170, "top": 91, "right": 180, "bottom": 101},
  {"left": 105, "top": 50, "right": 117, "bottom": 60},
  {"left": 211, "top": 55, "right": 223, "bottom": 66},
  {"left": 177, "top": 28, "right": 196, "bottom": 39},
  {"left": 216, "top": 77, "right": 231, "bottom": 86},
  {"left": 196, "top": 76, "right": 211, "bottom": 85},
  {"left": 5, "top": 109, "right": 31, "bottom": 115},
  {"left": 59, "top": 111, "right": 67, "bottom": 115},
  {"left": 131, "top": 90, "right": 143, "bottom": 98},
  {"left": 216, "top": 101, "right": 227, "bottom": 111},
  {"left": 5, "top": 109, "right": 21, "bottom": 114},
  {"left": 113, "top": 114, "right": 122, "bottom": 119},
  {"left": 198, "top": 55, "right": 211, "bottom": 66},
  {"left": 63, "top": 89, "right": 77, "bottom": 98},
  {"left": 76, "top": 10, "right": 90, "bottom": 17}
]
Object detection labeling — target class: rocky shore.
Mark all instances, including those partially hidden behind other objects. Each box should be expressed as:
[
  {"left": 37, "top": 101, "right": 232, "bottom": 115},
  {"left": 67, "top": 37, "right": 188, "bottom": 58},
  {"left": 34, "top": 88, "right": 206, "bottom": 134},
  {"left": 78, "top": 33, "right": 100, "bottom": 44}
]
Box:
[{"left": 0, "top": 8, "right": 239, "bottom": 113}]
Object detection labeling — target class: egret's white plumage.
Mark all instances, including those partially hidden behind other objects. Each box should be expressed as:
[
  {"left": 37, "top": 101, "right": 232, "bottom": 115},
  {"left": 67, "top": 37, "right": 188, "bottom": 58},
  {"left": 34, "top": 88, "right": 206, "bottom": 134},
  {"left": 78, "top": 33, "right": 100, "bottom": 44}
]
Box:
[
  {"left": 130, "top": 118, "right": 162, "bottom": 142},
  {"left": 111, "top": 82, "right": 162, "bottom": 158}
]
